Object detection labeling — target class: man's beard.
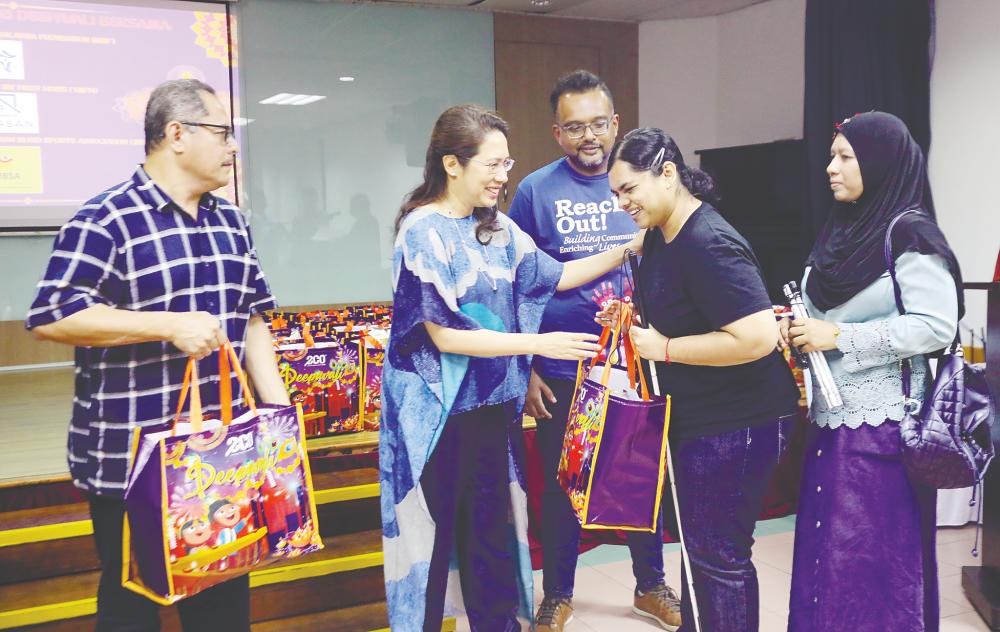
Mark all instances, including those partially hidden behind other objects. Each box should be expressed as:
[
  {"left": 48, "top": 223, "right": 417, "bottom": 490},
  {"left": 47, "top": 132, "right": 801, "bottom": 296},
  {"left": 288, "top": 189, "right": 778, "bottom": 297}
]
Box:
[{"left": 568, "top": 145, "right": 606, "bottom": 170}]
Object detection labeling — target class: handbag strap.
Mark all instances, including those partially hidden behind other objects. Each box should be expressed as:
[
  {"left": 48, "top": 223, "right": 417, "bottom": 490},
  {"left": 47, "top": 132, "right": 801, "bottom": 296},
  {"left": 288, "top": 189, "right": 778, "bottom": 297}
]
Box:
[
  {"left": 884, "top": 210, "right": 918, "bottom": 402},
  {"left": 884, "top": 210, "right": 961, "bottom": 405},
  {"left": 884, "top": 213, "right": 909, "bottom": 316}
]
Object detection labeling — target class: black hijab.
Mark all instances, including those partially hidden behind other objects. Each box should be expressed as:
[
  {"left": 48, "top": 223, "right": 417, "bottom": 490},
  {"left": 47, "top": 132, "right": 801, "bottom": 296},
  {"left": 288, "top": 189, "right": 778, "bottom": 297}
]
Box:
[{"left": 806, "top": 111, "right": 964, "bottom": 317}]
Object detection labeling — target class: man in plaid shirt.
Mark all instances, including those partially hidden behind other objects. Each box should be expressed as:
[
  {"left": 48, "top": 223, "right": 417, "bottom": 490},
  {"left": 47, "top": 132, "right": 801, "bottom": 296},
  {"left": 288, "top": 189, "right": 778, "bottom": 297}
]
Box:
[{"left": 26, "top": 79, "right": 289, "bottom": 631}]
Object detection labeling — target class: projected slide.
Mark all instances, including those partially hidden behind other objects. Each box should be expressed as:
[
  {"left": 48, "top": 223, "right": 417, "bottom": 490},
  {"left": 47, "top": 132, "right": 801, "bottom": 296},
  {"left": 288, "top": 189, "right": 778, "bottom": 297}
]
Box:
[{"left": 0, "top": 0, "right": 236, "bottom": 229}]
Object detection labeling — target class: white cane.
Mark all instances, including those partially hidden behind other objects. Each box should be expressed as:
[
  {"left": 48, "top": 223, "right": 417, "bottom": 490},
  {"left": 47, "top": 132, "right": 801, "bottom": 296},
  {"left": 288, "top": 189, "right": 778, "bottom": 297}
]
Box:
[{"left": 644, "top": 350, "right": 703, "bottom": 632}]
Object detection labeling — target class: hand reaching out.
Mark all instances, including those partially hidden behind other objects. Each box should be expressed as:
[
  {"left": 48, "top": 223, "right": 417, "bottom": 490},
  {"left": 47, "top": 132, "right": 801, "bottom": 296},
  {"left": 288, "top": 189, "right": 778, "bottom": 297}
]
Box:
[{"left": 594, "top": 299, "right": 638, "bottom": 330}]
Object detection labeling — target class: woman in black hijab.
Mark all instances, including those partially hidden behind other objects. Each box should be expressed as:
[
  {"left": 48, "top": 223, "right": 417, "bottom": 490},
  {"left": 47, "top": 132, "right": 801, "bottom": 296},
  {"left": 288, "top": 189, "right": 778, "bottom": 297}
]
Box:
[{"left": 782, "top": 111, "right": 962, "bottom": 632}]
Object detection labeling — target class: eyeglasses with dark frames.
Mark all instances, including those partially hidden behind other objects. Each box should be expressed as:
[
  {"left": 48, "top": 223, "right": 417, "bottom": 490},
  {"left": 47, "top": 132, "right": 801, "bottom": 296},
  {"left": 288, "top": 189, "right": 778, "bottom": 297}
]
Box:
[
  {"left": 559, "top": 117, "right": 613, "bottom": 140},
  {"left": 180, "top": 121, "right": 235, "bottom": 143}
]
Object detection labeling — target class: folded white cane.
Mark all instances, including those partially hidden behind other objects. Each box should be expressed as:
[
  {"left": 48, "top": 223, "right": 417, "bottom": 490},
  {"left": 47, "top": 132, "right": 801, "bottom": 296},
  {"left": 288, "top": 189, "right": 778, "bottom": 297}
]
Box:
[
  {"left": 626, "top": 252, "right": 703, "bottom": 632},
  {"left": 782, "top": 282, "right": 843, "bottom": 410}
]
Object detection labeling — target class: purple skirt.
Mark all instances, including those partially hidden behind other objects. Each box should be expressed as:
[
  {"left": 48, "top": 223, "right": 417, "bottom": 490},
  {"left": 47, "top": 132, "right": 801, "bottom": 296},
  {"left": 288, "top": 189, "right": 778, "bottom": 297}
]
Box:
[{"left": 788, "top": 421, "right": 938, "bottom": 632}]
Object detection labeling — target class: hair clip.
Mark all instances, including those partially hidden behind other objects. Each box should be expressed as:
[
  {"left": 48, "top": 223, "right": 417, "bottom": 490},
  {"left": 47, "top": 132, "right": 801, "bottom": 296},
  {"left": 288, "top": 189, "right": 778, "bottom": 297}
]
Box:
[{"left": 652, "top": 147, "right": 666, "bottom": 169}]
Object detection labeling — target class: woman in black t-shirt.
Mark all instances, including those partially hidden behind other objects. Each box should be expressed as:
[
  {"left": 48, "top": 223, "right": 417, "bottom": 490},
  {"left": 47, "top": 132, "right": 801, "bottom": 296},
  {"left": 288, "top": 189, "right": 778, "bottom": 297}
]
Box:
[{"left": 598, "top": 128, "right": 800, "bottom": 632}]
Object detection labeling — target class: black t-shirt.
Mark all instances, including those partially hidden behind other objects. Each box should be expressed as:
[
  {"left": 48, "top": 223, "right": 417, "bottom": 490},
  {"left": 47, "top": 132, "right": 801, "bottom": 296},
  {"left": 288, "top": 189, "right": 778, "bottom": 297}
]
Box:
[{"left": 638, "top": 203, "right": 799, "bottom": 438}]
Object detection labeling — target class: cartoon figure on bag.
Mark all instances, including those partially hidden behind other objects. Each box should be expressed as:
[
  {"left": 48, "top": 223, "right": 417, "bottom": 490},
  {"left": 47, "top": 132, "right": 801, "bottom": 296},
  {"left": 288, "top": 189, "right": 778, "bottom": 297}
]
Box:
[
  {"left": 209, "top": 498, "right": 248, "bottom": 570},
  {"left": 180, "top": 518, "right": 213, "bottom": 555},
  {"left": 176, "top": 517, "right": 215, "bottom": 572}
]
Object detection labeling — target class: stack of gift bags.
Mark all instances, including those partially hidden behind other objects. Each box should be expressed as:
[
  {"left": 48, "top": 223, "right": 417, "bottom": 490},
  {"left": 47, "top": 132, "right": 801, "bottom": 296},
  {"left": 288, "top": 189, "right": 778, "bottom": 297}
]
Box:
[{"left": 265, "top": 305, "right": 391, "bottom": 437}]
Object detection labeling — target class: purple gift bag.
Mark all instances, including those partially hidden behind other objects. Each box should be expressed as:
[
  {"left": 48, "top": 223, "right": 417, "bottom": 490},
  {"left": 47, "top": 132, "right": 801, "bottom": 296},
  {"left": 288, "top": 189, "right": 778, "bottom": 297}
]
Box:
[
  {"left": 122, "top": 344, "right": 323, "bottom": 605},
  {"left": 557, "top": 310, "right": 671, "bottom": 531}
]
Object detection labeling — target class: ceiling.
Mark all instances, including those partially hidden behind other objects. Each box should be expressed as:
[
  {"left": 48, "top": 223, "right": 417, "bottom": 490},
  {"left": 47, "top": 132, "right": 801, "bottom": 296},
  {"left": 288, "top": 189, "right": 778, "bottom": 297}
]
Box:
[{"left": 352, "top": 0, "right": 771, "bottom": 22}]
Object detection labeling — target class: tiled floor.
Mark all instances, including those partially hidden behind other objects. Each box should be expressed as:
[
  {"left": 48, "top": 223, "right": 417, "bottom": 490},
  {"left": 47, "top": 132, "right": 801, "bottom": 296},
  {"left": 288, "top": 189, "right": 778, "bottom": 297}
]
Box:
[{"left": 456, "top": 517, "right": 989, "bottom": 632}]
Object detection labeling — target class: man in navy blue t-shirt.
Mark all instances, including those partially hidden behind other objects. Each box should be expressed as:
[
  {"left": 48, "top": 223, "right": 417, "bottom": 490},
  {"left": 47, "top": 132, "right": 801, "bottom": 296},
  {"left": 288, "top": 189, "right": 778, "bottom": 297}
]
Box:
[{"left": 508, "top": 70, "right": 681, "bottom": 632}]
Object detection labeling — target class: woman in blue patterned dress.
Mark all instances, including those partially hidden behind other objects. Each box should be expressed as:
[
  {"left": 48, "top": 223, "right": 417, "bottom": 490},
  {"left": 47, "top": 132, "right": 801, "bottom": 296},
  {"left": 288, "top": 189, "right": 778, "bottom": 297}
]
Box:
[
  {"left": 783, "top": 112, "right": 963, "bottom": 631},
  {"left": 380, "top": 104, "right": 644, "bottom": 632}
]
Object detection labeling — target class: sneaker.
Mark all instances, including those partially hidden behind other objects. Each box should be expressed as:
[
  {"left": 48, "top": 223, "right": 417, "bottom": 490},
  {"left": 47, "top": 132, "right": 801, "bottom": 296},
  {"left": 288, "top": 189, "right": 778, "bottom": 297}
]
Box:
[
  {"left": 535, "top": 596, "right": 574, "bottom": 632},
  {"left": 632, "top": 583, "right": 682, "bottom": 631}
]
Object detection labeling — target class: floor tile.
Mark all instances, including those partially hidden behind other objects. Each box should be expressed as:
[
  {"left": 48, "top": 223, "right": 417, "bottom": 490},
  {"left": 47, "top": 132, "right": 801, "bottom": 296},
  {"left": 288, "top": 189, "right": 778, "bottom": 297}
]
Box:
[
  {"left": 587, "top": 552, "right": 684, "bottom": 594},
  {"left": 939, "top": 538, "right": 986, "bottom": 570},
  {"left": 942, "top": 596, "right": 975, "bottom": 619},
  {"left": 759, "top": 607, "right": 788, "bottom": 632},
  {"left": 563, "top": 566, "right": 664, "bottom": 631},
  {"left": 940, "top": 558, "right": 967, "bottom": 578},
  {"left": 563, "top": 617, "right": 599, "bottom": 631},
  {"left": 939, "top": 610, "right": 991, "bottom": 631},
  {"left": 939, "top": 573, "right": 976, "bottom": 615},
  {"left": 750, "top": 531, "right": 796, "bottom": 574},
  {"left": 756, "top": 559, "right": 792, "bottom": 616},
  {"left": 938, "top": 525, "right": 980, "bottom": 545}
]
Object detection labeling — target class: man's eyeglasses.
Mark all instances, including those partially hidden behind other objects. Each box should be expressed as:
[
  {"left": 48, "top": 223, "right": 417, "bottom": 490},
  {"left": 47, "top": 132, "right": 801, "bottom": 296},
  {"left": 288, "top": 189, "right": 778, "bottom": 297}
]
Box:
[
  {"left": 560, "top": 117, "right": 613, "bottom": 140},
  {"left": 469, "top": 157, "right": 516, "bottom": 174},
  {"left": 181, "top": 121, "right": 235, "bottom": 144}
]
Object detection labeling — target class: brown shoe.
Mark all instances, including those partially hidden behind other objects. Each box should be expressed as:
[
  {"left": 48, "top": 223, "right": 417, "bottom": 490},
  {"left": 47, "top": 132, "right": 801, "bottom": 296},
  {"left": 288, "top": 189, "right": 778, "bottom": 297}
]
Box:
[
  {"left": 633, "top": 583, "right": 682, "bottom": 631},
  {"left": 535, "top": 596, "right": 574, "bottom": 632}
]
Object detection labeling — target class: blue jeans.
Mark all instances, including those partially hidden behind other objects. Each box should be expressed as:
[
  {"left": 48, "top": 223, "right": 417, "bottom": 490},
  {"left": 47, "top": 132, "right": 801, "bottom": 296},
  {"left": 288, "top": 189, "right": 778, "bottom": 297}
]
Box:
[
  {"left": 535, "top": 378, "right": 675, "bottom": 599},
  {"left": 670, "top": 417, "right": 792, "bottom": 632}
]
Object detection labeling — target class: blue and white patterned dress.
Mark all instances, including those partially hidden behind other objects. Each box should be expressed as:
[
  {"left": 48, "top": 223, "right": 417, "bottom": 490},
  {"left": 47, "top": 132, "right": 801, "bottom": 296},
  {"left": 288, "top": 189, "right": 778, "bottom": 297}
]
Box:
[{"left": 380, "top": 208, "right": 563, "bottom": 631}]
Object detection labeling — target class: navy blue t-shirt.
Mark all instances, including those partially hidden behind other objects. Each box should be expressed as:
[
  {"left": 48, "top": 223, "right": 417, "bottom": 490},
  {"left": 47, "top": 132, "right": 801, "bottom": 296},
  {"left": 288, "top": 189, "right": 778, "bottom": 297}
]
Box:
[
  {"left": 639, "top": 203, "right": 799, "bottom": 438},
  {"left": 508, "top": 158, "right": 639, "bottom": 380}
]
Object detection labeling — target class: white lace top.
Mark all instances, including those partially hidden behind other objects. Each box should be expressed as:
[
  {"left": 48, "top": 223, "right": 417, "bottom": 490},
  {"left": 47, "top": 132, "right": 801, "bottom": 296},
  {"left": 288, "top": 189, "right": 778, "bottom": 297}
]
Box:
[{"left": 803, "top": 251, "right": 959, "bottom": 429}]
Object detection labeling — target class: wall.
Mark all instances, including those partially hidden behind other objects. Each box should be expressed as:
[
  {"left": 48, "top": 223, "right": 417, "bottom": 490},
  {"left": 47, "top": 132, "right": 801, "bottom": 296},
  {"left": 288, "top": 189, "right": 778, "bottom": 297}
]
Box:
[
  {"left": 715, "top": 0, "right": 805, "bottom": 147},
  {"left": 928, "top": 0, "right": 1000, "bottom": 336},
  {"left": 237, "top": 0, "right": 495, "bottom": 307},
  {"left": 638, "top": 0, "right": 805, "bottom": 163},
  {"left": 638, "top": 14, "right": 720, "bottom": 162},
  {"left": 494, "top": 13, "right": 638, "bottom": 205},
  {"left": 0, "top": 236, "right": 72, "bottom": 366}
]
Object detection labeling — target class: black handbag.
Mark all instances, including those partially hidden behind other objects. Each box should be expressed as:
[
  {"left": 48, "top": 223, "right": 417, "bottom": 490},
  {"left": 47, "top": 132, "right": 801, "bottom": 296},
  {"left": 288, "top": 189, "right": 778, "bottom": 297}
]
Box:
[{"left": 885, "top": 210, "right": 996, "bottom": 492}]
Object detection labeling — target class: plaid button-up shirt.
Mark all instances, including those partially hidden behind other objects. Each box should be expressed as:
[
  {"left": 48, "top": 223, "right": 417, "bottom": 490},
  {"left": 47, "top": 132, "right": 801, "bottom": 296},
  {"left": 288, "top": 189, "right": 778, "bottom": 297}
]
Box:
[{"left": 26, "top": 166, "right": 277, "bottom": 496}]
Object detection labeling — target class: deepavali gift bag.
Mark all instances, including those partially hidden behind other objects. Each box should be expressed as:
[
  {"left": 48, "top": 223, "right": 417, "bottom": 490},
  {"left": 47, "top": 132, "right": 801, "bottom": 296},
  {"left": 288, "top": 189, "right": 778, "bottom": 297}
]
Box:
[
  {"left": 360, "top": 332, "right": 387, "bottom": 432},
  {"left": 557, "top": 305, "right": 671, "bottom": 531},
  {"left": 122, "top": 343, "right": 324, "bottom": 605},
  {"left": 276, "top": 333, "right": 363, "bottom": 435}
]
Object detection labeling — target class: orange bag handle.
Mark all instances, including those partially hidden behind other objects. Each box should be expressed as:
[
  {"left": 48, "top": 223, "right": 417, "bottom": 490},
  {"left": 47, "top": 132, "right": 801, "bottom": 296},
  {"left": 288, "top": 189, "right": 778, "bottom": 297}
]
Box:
[
  {"left": 599, "top": 322, "right": 623, "bottom": 388},
  {"left": 584, "top": 326, "right": 613, "bottom": 374},
  {"left": 623, "top": 327, "right": 651, "bottom": 401},
  {"left": 617, "top": 303, "right": 652, "bottom": 401},
  {"left": 623, "top": 317, "right": 638, "bottom": 392},
  {"left": 582, "top": 301, "right": 652, "bottom": 400},
  {"left": 584, "top": 302, "right": 635, "bottom": 388},
  {"left": 172, "top": 341, "right": 257, "bottom": 434}
]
